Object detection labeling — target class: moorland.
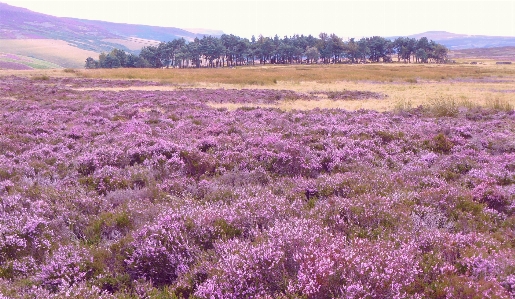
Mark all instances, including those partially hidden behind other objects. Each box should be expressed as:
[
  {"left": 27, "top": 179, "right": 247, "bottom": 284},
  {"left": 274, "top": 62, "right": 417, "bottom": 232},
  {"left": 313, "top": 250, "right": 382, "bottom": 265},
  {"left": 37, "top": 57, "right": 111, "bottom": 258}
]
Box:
[{"left": 0, "top": 62, "right": 514, "bottom": 298}]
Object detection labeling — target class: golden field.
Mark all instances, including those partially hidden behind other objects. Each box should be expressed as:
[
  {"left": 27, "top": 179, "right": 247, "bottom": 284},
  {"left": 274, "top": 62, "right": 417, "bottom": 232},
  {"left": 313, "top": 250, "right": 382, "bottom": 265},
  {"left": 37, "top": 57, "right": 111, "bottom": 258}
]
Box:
[
  {"left": 2, "top": 62, "right": 514, "bottom": 112},
  {"left": 76, "top": 63, "right": 515, "bottom": 84},
  {"left": 0, "top": 39, "right": 99, "bottom": 68}
]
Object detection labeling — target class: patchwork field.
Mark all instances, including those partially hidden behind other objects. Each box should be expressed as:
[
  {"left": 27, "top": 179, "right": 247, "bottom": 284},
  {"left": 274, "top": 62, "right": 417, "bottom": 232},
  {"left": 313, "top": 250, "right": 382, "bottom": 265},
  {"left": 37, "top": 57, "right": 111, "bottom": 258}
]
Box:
[
  {"left": 0, "top": 64, "right": 514, "bottom": 298},
  {"left": 0, "top": 39, "right": 99, "bottom": 68},
  {"left": 0, "top": 52, "right": 62, "bottom": 70}
]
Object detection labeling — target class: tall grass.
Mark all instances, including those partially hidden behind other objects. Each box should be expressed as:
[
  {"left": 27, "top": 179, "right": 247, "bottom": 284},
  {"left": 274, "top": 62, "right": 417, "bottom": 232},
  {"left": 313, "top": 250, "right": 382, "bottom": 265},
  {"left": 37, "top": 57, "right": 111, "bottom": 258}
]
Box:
[
  {"left": 394, "top": 98, "right": 413, "bottom": 112},
  {"left": 486, "top": 98, "right": 514, "bottom": 112},
  {"left": 78, "top": 64, "right": 515, "bottom": 85},
  {"left": 428, "top": 96, "right": 459, "bottom": 117},
  {"left": 31, "top": 75, "right": 50, "bottom": 81},
  {"left": 395, "top": 95, "right": 513, "bottom": 116}
]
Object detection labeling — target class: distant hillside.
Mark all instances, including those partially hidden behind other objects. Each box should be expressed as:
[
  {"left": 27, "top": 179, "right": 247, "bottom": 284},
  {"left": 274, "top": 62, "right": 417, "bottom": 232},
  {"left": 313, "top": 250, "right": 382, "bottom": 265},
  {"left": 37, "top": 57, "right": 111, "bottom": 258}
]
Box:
[
  {"left": 0, "top": 2, "right": 222, "bottom": 68},
  {"left": 0, "top": 39, "right": 100, "bottom": 68},
  {"left": 449, "top": 46, "right": 515, "bottom": 61},
  {"left": 67, "top": 19, "right": 205, "bottom": 45},
  {"left": 407, "top": 31, "right": 515, "bottom": 50}
]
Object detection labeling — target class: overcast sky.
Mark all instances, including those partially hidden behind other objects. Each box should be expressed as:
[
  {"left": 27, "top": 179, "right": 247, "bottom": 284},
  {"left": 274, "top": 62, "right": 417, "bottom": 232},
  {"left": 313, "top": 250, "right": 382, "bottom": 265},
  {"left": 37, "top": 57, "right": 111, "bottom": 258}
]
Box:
[{"left": 2, "top": 0, "right": 515, "bottom": 38}]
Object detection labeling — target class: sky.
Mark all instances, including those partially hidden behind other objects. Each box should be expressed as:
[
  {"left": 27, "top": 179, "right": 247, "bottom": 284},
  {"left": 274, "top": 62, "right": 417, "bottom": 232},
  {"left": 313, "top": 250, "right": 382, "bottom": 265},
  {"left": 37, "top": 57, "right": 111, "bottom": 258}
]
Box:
[{"left": 2, "top": 0, "right": 515, "bottom": 38}]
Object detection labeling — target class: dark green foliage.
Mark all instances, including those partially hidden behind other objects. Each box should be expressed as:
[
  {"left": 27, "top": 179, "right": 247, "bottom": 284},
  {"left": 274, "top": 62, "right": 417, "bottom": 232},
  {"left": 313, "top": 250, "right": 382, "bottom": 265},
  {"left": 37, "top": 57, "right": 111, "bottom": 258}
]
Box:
[
  {"left": 85, "top": 57, "right": 98, "bottom": 69},
  {"left": 84, "top": 211, "right": 132, "bottom": 245},
  {"left": 86, "top": 34, "right": 448, "bottom": 69},
  {"left": 179, "top": 150, "right": 217, "bottom": 179},
  {"left": 213, "top": 219, "right": 242, "bottom": 240},
  {"left": 425, "top": 133, "right": 454, "bottom": 154}
]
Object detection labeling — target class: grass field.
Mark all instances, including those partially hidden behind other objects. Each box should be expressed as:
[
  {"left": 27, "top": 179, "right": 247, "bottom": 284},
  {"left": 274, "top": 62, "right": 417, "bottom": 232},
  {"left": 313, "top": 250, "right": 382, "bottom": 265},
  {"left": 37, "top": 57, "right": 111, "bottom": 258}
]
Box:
[
  {"left": 0, "top": 39, "right": 98, "bottom": 68},
  {"left": 75, "top": 63, "right": 515, "bottom": 83},
  {"left": 62, "top": 63, "right": 515, "bottom": 112},
  {"left": 2, "top": 63, "right": 515, "bottom": 112},
  {"left": 0, "top": 52, "right": 62, "bottom": 69}
]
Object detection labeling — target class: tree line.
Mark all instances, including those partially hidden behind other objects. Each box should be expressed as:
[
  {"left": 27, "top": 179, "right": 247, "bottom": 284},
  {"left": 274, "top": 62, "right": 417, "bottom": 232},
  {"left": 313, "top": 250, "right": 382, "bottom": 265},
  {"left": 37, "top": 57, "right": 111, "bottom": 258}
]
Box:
[{"left": 85, "top": 33, "right": 449, "bottom": 69}]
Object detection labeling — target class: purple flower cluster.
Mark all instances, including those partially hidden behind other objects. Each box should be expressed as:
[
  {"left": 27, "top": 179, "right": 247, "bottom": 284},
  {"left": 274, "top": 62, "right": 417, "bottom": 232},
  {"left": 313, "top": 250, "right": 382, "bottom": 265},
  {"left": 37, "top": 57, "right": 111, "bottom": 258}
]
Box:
[{"left": 0, "top": 76, "right": 514, "bottom": 298}]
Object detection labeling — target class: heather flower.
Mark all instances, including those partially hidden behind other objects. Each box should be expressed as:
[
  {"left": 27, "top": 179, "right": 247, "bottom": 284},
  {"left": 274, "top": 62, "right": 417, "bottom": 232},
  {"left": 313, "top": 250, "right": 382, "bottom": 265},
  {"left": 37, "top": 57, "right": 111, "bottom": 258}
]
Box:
[
  {"left": 125, "top": 213, "right": 199, "bottom": 286},
  {"left": 1, "top": 76, "right": 515, "bottom": 297},
  {"left": 39, "top": 245, "right": 93, "bottom": 292}
]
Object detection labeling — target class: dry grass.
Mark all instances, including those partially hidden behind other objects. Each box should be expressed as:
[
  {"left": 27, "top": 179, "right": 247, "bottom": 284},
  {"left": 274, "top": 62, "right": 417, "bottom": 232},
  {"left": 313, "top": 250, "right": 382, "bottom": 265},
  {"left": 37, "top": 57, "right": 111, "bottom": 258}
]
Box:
[
  {"left": 2, "top": 63, "right": 515, "bottom": 112},
  {"left": 208, "top": 98, "right": 396, "bottom": 112},
  {"left": 205, "top": 77, "right": 515, "bottom": 112},
  {"left": 485, "top": 97, "right": 514, "bottom": 111},
  {"left": 77, "top": 63, "right": 515, "bottom": 84},
  {"left": 0, "top": 69, "right": 81, "bottom": 78},
  {"left": 74, "top": 86, "right": 181, "bottom": 92}
]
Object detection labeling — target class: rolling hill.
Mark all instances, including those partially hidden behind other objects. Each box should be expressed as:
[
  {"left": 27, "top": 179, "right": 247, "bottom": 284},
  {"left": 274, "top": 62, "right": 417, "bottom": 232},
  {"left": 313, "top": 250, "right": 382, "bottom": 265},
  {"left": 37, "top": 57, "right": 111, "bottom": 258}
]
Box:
[
  {"left": 408, "top": 32, "right": 515, "bottom": 62},
  {"left": 448, "top": 46, "right": 515, "bottom": 62},
  {"left": 407, "top": 31, "right": 515, "bottom": 50},
  {"left": 0, "top": 2, "right": 222, "bottom": 68}
]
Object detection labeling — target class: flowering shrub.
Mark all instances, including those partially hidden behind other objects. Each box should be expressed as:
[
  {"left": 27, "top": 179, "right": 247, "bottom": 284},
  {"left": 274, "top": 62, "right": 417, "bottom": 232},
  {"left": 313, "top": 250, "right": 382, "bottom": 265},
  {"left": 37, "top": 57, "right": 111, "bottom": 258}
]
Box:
[
  {"left": 0, "top": 76, "right": 514, "bottom": 298},
  {"left": 0, "top": 195, "right": 51, "bottom": 279},
  {"left": 125, "top": 213, "right": 199, "bottom": 286},
  {"left": 38, "top": 245, "right": 93, "bottom": 292},
  {"left": 472, "top": 180, "right": 511, "bottom": 213}
]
